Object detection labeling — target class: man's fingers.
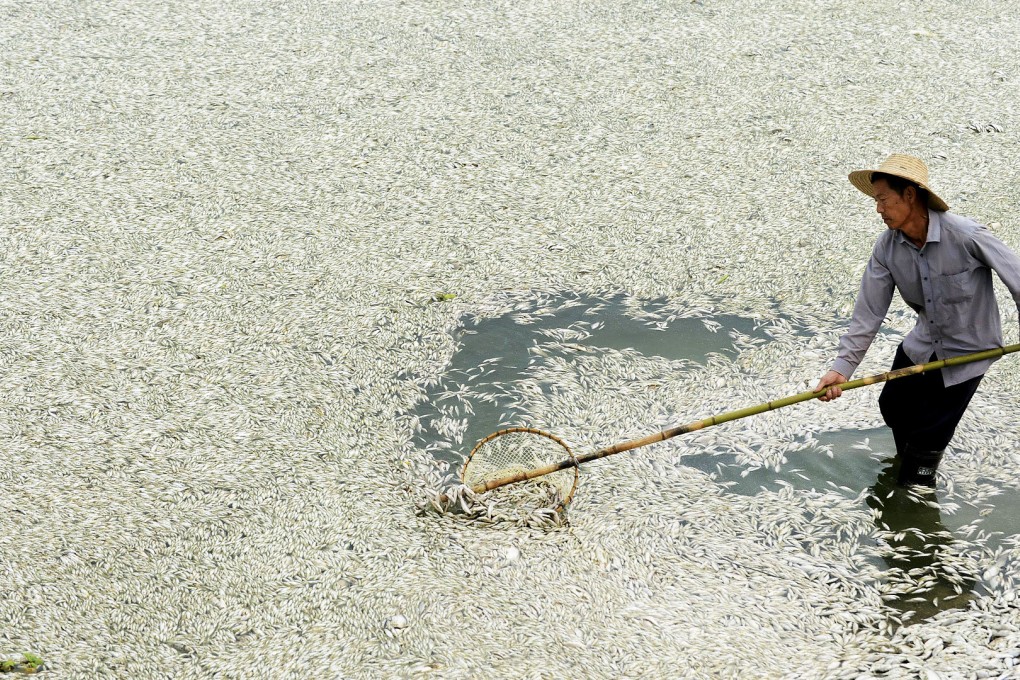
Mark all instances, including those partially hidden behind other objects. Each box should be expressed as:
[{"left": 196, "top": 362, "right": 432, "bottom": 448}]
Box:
[{"left": 816, "top": 371, "right": 847, "bottom": 401}]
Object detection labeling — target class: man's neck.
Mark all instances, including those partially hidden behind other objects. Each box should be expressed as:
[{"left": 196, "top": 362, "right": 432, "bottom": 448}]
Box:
[{"left": 901, "top": 207, "right": 930, "bottom": 249}]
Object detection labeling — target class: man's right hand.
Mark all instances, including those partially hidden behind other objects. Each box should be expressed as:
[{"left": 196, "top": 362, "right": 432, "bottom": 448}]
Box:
[{"left": 815, "top": 370, "right": 848, "bottom": 402}]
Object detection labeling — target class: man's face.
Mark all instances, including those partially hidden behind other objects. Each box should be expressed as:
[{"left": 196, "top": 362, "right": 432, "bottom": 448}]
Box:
[{"left": 872, "top": 178, "right": 912, "bottom": 231}]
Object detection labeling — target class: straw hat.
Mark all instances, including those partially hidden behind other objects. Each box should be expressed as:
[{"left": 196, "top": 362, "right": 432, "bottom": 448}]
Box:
[{"left": 848, "top": 153, "right": 949, "bottom": 212}]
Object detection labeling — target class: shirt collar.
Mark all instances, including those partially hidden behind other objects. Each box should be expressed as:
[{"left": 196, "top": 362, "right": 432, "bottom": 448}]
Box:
[
  {"left": 894, "top": 209, "right": 941, "bottom": 247},
  {"left": 926, "top": 209, "right": 942, "bottom": 243}
]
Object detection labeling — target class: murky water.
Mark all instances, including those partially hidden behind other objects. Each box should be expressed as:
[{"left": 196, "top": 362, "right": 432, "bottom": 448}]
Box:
[
  {"left": 410, "top": 293, "right": 1019, "bottom": 621},
  {"left": 411, "top": 293, "right": 776, "bottom": 458}
]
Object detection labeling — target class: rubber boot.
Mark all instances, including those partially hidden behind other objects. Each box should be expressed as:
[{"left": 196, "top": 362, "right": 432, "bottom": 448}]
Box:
[{"left": 897, "top": 444, "right": 944, "bottom": 488}]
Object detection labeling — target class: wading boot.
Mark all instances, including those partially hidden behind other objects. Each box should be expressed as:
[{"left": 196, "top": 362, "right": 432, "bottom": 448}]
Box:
[{"left": 897, "top": 444, "right": 945, "bottom": 488}]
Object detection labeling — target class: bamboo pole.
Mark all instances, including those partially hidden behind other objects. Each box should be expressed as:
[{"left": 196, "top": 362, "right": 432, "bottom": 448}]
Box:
[{"left": 464, "top": 343, "right": 1020, "bottom": 495}]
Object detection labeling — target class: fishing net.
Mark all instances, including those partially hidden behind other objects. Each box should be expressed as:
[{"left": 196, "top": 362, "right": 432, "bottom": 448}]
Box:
[
  {"left": 461, "top": 427, "right": 579, "bottom": 508},
  {"left": 452, "top": 345, "right": 1020, "bottom": 513}
]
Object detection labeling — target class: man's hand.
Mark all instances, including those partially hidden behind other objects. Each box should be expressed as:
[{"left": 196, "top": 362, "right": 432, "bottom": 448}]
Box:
[{"left": 815, "top": 370, "right": 848, "bottom": 402}]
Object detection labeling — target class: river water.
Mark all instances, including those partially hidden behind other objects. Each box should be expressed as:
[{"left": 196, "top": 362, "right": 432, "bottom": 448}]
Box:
[{"left": 411, "top": 292, "right": 1020, "bottom": 622}]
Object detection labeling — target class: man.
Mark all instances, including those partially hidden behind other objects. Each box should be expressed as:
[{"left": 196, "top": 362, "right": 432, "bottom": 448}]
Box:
[{"left": 816, "top": 154, "right": 1020, "bottom": 487}]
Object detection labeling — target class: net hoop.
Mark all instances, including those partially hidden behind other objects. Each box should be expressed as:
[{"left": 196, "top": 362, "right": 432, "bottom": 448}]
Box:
[{"left": 461, "top": 427, "right": 580, "bottom": 506}]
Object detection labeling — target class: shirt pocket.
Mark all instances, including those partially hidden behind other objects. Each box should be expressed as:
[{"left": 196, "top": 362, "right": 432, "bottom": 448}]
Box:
[{"left": 939, "top": 268, "right": 978, "bottom": 304}]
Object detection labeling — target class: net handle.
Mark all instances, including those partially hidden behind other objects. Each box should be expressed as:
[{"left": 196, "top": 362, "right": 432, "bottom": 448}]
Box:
[{"left": 468, "top": 343, "right": 1020, "bottom": 494}]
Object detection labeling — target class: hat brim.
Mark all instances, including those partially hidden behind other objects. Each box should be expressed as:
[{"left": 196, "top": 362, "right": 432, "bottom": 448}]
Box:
[{"left": 848, "top": 168, "right": 949, "bottom": 212}]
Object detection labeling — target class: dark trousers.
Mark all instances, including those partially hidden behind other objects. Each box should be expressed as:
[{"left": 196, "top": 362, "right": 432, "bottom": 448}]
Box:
[{"left": 878, "top": 345, "right": 983, "bottom": 452}]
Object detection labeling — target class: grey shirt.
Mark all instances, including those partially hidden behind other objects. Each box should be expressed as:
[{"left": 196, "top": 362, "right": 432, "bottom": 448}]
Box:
[{"left": 833, "top": 210, "right": 1020, "bottom": 386}]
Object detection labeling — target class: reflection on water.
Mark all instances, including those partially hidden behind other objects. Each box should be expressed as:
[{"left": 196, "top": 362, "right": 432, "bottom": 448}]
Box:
[
  {"left": 408, "top": 292, "right": 1018, "bottom": 623},
  {"left": 706, "top": 427, "right": 1013, "bottom": 622},
  {"left": 865, "top": 457, "right": 976, "bottom": 621}
]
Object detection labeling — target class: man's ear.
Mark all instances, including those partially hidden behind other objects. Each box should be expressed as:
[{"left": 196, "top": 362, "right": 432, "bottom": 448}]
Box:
[{"left": 903, "top": 185, "right": 917, "bottom": 204}]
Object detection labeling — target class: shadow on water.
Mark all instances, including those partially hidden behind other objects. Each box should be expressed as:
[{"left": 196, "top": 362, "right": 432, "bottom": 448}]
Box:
[
  {"left": 408, "top": 292, "right": 1019, "bottom": 623},
  {"left": 686, "top": 426, "right": 1020, "bottom": 622}
]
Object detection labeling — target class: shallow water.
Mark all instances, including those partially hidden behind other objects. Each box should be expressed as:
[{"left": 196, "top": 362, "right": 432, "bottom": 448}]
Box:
[
  {"left": 412, "top": 292, "right": 1020, "bottom": 621},
  {"left": 411, "top": 293, "right": 774, "bottom": 457}
]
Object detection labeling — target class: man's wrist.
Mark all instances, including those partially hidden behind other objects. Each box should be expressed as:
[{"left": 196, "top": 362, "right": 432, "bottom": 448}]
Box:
[{"left": 831, "top": 358, "right": 855, "bottom": 380}]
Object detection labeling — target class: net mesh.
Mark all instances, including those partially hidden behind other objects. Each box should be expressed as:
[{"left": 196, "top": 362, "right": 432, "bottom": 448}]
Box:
[{"left": 461, "top": 428, "right": 579, "bottom": 507}]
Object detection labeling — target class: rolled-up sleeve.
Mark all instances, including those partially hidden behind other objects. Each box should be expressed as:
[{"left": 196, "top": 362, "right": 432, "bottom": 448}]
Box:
[{"left": 833, "top": 249, "right": 895, "bottom": 379}]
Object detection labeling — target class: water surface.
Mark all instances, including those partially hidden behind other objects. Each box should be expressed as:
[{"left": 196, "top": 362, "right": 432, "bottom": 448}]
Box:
[{"left": 409, "top": 292, "right": 1018, "bottom": 621}]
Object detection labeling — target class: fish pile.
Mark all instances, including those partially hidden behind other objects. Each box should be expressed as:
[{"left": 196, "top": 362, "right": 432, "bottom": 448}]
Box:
[{"left": 2, "top": 0, "right": 1019, "bottom": 676}]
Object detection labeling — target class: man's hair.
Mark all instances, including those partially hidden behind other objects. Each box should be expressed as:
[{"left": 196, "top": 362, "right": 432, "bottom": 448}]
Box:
[{"left": 871, "top": 171, "right": 929, "bottom": 206}]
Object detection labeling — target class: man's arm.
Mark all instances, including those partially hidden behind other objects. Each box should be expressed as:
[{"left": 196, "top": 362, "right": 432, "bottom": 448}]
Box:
[{"left": 816, "top": 249, "right": 895, "bottom": 401}]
